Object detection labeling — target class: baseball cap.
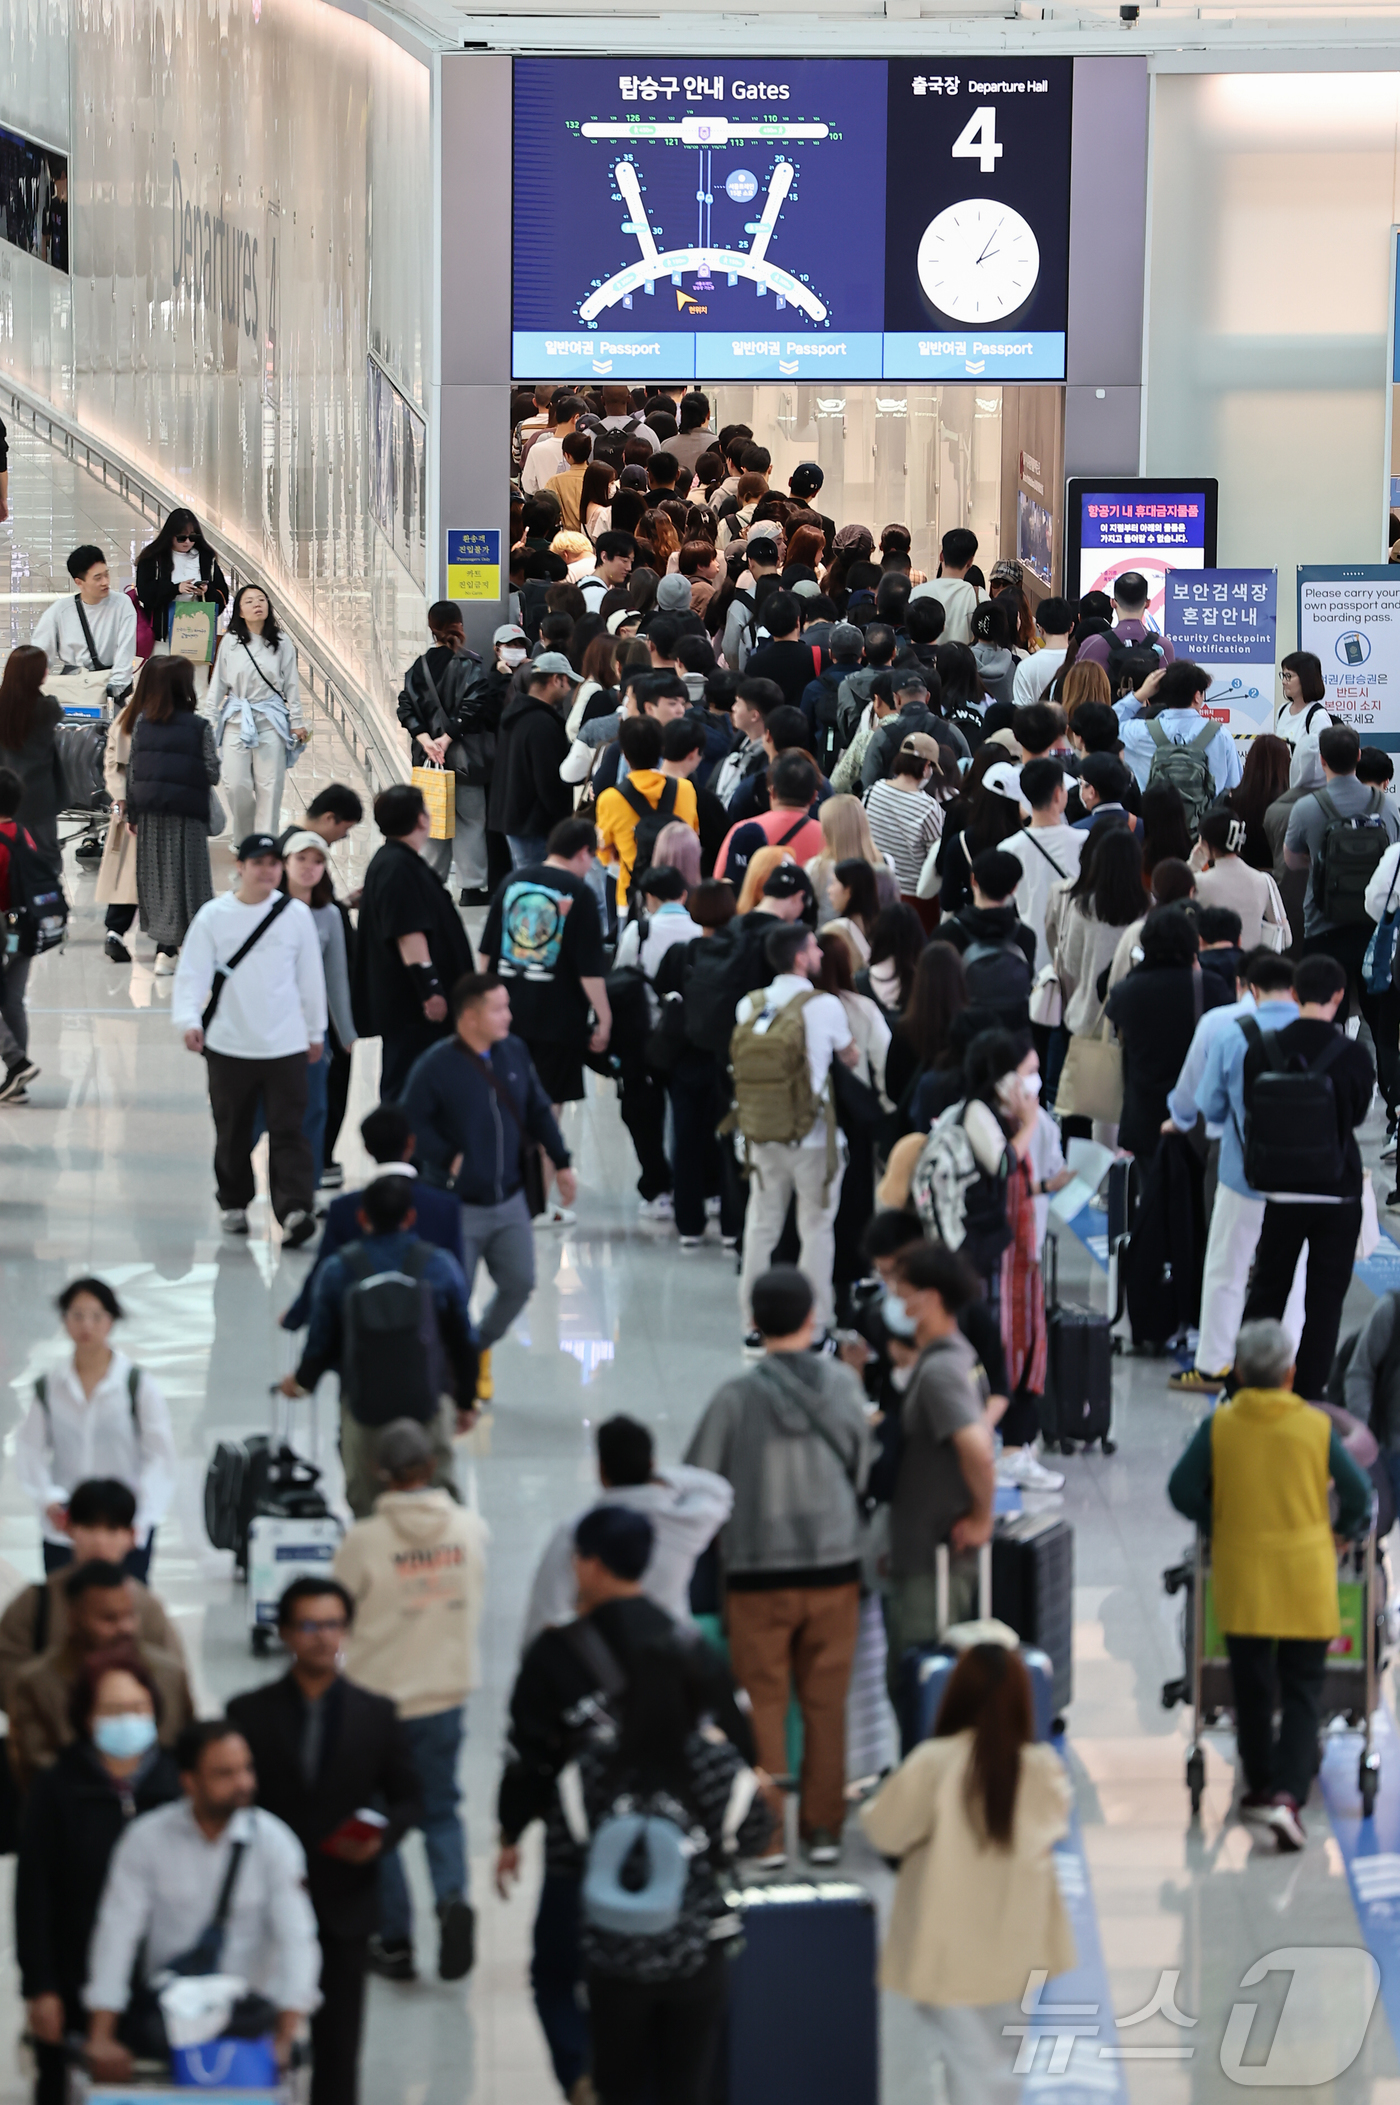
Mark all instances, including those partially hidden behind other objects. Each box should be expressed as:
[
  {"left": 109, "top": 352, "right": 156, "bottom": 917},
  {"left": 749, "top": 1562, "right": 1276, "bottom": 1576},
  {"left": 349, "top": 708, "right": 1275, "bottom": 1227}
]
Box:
[
  {"left": 990, "top": 558, "right": 1024, "bottom": 587},
  {"left": 531, "top": 652, "right": 581, "bottom": 682},
  {"left": 492, "top": 622, "right": 527, "bottom": 647},
  {"left": 789, "top": 462, "right": 824, "bottom": 499},
  {"left": 980, "top": 759, "right": 1025, "bottom": 806},
  {"left": 235, "top": 832, "right": 281, "bottom": 861},
  {"left": 830, "top": 622, "right": 863, "bottom": 660},
  {"left": 761, "top": 863, "right": 812, "bottom": 900},
  {"left": 790, "top": 578, "right": 820, "bottom": 600},
  {"left": 900, "top": 733, "right": 941, "bottom": 765},
  {"left": 743, "top": 524, "right": 782, "bottom": 551},
  {"left": 280, "top": 830, "right": 330, "bottom": 861},
  {"left": 619, "top": 464, "right": 650, "bottom": 490},
  {"left": 656, "top": 574, "right": 693, "bottom": 612},
  {"left": 891, "top": 668, "right": 929, "bottom": 696}
]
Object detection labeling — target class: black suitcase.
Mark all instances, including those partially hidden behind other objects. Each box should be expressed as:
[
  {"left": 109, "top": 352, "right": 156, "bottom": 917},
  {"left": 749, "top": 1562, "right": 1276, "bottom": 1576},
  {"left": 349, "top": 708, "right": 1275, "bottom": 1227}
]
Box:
[
  {"left": 992, "top": 1512, "right": 1074, "bottom": 1716},
  {"left": 204, "top": 1432, "right": 329, "bottom": 1574},
  {"left": 1043, "top": 1232, "right": 1115, "bottom": 1455},
  {"left": 53, "top": 719, "right": 109, "bottom": 811},
  {"left": 715, "top": 1882, "right": 878, "bottom": 2105}
]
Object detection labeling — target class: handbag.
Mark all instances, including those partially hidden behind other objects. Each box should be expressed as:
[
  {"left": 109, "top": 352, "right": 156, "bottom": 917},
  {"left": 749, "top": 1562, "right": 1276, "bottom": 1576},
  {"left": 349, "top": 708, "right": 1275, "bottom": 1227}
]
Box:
[
  {"left": 1055, "top": 1015, "right": 1123, "bottom": 1123},
  {"left": 1028, "top": 961, "right": 1062, "bottom": 1028},
  {"left": 207, "top": 787, "right": 228, "bottom": 839},
  {"left": 459, "top": 1039, "right": 547, "bottom": 1217},
  {"left": 412, "top": 759, "right": 455, "bottom": 841},
  {"left": 1365, "top": 853, "right": 1400, "bottom": 994},
  {"left": 168, "top": 596, "right": 218, "bottom": 665}
]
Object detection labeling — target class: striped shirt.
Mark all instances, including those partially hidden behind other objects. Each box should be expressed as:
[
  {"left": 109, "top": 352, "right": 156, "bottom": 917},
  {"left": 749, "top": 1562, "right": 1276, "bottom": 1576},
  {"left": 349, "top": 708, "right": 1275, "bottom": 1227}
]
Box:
[{"left": 864, "top": 781, "right": 943, "bottom": 894}]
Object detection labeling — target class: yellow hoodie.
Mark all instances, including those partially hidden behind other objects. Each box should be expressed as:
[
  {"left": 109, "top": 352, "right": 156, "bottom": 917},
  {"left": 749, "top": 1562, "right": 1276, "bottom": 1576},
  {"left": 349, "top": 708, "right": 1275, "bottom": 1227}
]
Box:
[{"left": 334, "top": 1489, "right": 488, "bottom": 1718}]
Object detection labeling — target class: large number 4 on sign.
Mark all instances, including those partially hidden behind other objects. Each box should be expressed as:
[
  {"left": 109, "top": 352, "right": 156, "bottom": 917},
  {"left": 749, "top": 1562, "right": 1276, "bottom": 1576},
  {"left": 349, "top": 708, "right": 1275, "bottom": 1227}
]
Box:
[{"left": 952, "top": 105, "right": 1003, "bottom": 175}]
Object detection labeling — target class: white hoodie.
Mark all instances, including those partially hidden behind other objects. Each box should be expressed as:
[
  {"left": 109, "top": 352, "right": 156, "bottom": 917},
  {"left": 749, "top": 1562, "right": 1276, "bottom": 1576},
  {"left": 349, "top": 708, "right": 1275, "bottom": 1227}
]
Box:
[
  {"left": 521, "top": 1465, "right": 734, "bottom": 1649},
  {"left": 334, "top": 1489, "right": 488, "bottom": 1718}
]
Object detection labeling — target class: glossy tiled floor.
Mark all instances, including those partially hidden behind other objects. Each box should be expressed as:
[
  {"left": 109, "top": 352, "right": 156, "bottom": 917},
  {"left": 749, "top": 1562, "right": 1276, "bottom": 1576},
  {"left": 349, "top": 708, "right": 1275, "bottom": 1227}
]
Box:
[{"left": 2, "top": 424, "right": 1400, "bottom": 2101}]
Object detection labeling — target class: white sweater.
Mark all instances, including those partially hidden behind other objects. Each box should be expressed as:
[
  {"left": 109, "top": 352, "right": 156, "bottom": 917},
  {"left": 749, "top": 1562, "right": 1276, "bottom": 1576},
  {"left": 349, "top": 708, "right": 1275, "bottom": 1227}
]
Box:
[
  {"left": 31, "top": 591, "right": 137, "bottom": 689},
  {"left": 171, "top": 891, "right": 327, "bottom": 1057}
]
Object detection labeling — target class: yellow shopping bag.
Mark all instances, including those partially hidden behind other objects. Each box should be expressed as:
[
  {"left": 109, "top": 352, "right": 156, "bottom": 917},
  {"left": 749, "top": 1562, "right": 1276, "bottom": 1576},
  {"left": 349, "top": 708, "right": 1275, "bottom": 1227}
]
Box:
[{"left": 412, "top": 761, "right": 455, "bottom": 840}]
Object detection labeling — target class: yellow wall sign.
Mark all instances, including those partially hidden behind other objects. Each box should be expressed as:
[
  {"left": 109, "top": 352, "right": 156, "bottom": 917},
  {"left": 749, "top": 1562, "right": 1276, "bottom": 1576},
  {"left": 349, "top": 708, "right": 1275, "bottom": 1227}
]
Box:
[{"left": 446, "top": 527, "right": 501, "bottom": 602}]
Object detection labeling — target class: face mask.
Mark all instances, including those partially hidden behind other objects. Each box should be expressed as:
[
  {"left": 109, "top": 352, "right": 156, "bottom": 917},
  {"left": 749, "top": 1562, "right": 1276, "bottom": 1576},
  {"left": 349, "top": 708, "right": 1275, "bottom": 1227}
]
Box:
[
  {"left": 501, "top": 647, "right": 527, "bottom": 667},
  {"left": 881, "top": 1291, "right": 918, "bottom": 1339},
  {"left": 1020, "top": 1071, "right": 1042, "bottom": 1100},
  {"left": 93, "top": 1712, "right": 158, "bottom": 1760}
]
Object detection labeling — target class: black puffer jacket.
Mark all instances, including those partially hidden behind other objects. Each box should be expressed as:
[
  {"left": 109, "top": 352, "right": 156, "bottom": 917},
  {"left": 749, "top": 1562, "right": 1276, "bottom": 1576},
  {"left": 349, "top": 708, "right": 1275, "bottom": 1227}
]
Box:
[{"left": 126, "top": 711, "right": 215, "bottom": 821}]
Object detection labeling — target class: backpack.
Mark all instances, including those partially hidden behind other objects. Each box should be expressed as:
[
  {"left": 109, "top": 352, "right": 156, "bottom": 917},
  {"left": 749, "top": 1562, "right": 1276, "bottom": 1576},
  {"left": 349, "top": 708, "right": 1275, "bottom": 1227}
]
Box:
[
  {"left": 4, "top": 826, "right": 67, "bottom": 957},
  {"left": 684, "top": 924, "right": 770, "bottom": 1054},
  {"left": 728, "top": 588, "right": 758, "bottom": 665},
  {"left": 836, "top": 670, "right": 874, "bottom": 744},
  {"left": 1238, "top": 1017, "right": 1348, "bottom": 1195},
  {"left": 727, "top": 988, "right": 823, "bottom": 1146},
  {"left": 908, "top": 1101, "right": 1012, "bottom": 1274},
  {"left": 1312, "top": 786, "right": 1391, "bottom": 926},
  {"left": 618, "top": 776, "right": 679, "bottom": 878},
  {"left": 960, "top": 936, "right": 1032, "bottom": 1024},
  {"left": 811, "top": 671, "right": 847, "bottom": 775},
  {"left": 1103, "top": 629, "right": 1166, "bottom": 683},
  {"left": 338, "top": 1240, "right": 445, "bottom": 1427},
  {"left": 1145, "top": 719, "right": 1217, "bottom": 838}
]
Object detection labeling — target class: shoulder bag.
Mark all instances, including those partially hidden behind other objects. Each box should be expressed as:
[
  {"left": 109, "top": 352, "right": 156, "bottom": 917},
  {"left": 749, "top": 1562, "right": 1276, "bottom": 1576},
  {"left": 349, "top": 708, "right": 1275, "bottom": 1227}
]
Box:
[
  {"left": 201, "top": 892, "right": 294, "bottom": 1032},
  {"left": 458, "top": 1040, "right": 547, "bottom": 1215}
]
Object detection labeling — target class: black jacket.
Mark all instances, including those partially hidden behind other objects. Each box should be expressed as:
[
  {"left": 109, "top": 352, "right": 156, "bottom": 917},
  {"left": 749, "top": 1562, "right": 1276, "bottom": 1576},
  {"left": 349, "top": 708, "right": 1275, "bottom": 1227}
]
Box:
[
  {"left": 489, "top": 692, "right": 573, "bottom": 837},
  {"left": 1106, "top": 963, "right": 1234, "bottom": 1159},
  {"left": 126, "top": 711, "right": 214, "bottom": 822},
  {"left": 398, "top": 652, "right": 505, "bottom": 756},
  {"left": 15, "top": 1741, "right": 180, "bottom": 2013},
  {"left": 134, "top": 545, "right": 229, "bottom": 636},
  {"left": 497, "top": 1596, "right": 754, "bottom": 1873},
  {"left": 399, "top": 1031, "right": 570, "bottom": 1206},
  {"left": 225, "top": 1673, "right": 420, "bottom": 1939},
  {"left": 939, "top": 903, "right": 1036, "bottom": 973}
]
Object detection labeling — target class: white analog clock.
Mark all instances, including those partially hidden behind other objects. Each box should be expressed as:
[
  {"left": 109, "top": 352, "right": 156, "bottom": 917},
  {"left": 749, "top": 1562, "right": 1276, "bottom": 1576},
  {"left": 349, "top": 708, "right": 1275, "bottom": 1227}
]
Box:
[{"left": 916, "top": 199, "right": 1040, "bottom": 325}]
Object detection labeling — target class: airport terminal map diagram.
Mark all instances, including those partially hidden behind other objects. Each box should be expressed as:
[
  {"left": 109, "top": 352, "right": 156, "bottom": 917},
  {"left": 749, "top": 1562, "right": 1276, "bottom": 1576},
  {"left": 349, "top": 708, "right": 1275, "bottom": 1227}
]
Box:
[{"left": 512, "top": 59, "right": 888, "bottom": 344}]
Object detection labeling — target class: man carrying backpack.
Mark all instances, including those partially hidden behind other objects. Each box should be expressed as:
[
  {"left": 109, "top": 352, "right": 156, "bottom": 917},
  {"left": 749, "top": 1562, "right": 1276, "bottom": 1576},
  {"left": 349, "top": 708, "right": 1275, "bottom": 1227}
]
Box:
[
  {"left": 1075, "top": 570, "right": 1176, "bottom": 679},
  {"left": 936, "top": 848, "right": 1036, "bottom": 1030},
  {"left": 282, "top": 1175, "right": 477, "bottom": 1517},
  {"left": 1285, "top": 723, "right": 1400, "bottom": 1107},
  {"left": 1236, "top": 953, "right": 1375, "bottom": 1398},
  {"left": 594, "top": 716, "right": 699, "bottom": 912},
  {"left": 731, "top": 922, "right": 860, "bottom": 1344},
  {"left": 800, "top": 621, "right": 864, "bottom": 776},
  {"left": 1120, "top": 660, "right": 1242, "bottom": 819},
  {"left": 495, "top": 1507, "right": 753, "bottom": 2105}
]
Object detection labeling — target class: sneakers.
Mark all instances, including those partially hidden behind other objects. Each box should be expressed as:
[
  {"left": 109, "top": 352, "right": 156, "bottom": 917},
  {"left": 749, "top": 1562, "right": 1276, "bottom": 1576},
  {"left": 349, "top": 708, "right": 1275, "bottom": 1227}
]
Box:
[
  {"left": 318, "top": 1163, "right": 344, "bottom": 1190},
  {"left": 997, "top": 1447, "right": 1066, "bottom": 1493},
  {"left": 1168, "top": 1368, "right": 1229, "bottom": 1395},
  {"left": 540, "top": 1202, "right": 576, "bottom": 1227},
  {"left": 104, "top": 932, "right": 131, "bottom": 963},
  {"left": 153, "top": 950, "right": 176, "bottom": 977},
  {"left": 750, "top": 1848, "right": 787, "bottom": 1874},
  {"left": 1, "top": 1086, "right": 29, "bottom": 1106},
  {"left": 282, "top": 1210, "right": 317, "bottom": 1248},
  {"left": 1262, "top": 1794, "right": 1306, "bottom": 1851},
  {"left": 637, "top": 1193, "right": 675, "bottom": 1220},
  {"left": 805, "top": 1829, "right": 842, "bottom": 1867},
  {"left": 458, "top": 887, "right": 493, "bottom": 908},
  {"left": 476, "top": 1348, "right": 494, "bottom": 1403},
  {"left": 366, "top": 1934, "right": 417, "bottom": 1982},
  {"left": 1239, "top": 1789, "right": 1273, "bottom": 1817},
  {"left": 437, "top": 1895, "right": 476, "bottom": 1981},
  {"left": 220, "top": 1208, "right": 249, "bottom": 1234},
  {"left": 0, "top": 1058, "right": 39, "bottom": 1102},
  {"left": 722, "top": 1234, "right": 739, "bottom": 1250}
]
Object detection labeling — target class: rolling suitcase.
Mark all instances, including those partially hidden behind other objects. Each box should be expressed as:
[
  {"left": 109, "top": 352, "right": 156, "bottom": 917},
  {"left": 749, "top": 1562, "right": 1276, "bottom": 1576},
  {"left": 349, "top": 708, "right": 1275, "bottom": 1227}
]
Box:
[
  {"left": 1043, "top": 1231, "right": 1115, "bottom": 1455},
  {"left": 716, "top": 1882, "right": 878, "bottom": 2105},
  {"left": 898, "top": 1545, "right": 1057, "bottom": 1749},
  {"left": 992, "top": 1512, "right": 1074, "bottom": 1716}
]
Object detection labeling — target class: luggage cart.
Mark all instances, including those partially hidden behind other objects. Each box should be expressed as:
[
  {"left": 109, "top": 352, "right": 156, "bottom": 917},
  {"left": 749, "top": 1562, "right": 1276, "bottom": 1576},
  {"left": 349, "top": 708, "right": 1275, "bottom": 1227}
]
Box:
[{"left": 1162, "top": 1519, "right": 1383, "bottom": 1819}]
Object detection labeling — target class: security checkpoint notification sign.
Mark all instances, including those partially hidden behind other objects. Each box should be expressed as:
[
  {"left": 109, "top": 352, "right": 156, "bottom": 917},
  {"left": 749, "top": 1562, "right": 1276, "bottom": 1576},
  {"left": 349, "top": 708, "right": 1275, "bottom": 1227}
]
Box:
[
  {"left": 1162, "top": 569, "right": 1277, "bottom": 738},
  {"left": 1298, "top": 565, "right": 1400, "bottom": 748},
  {"left": 447, "top": 529, "right": 501, "bottom": 603}
]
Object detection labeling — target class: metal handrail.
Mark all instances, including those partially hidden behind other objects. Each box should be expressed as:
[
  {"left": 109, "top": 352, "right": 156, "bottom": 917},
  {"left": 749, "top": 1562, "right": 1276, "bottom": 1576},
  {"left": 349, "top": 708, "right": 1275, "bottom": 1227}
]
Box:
[{"left": 0, "top": 372, "right": 404, "bottom": 794}]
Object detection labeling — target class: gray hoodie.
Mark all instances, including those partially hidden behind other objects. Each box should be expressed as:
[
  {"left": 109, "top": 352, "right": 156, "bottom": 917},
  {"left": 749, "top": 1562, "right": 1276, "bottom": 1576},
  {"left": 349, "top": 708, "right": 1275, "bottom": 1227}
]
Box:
[
  {"left": 520, "top": 1464, "right": 735, "bottom": 1647},
  {"left": 684, "top": 1354, "right": 871, "bottom": 1577},
  {"left": 972, "top": 643, "right": 1017, "bottom": 711}
]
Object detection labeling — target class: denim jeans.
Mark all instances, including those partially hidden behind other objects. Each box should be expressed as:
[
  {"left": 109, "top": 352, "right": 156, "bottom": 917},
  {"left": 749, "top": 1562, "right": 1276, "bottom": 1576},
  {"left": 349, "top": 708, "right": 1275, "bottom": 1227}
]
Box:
[
  {"left": 378, "top": 1706, "right": 468, "bottom": 1942},
  {"left": 507, "top": 833, "right": 549, "bottom": 870}
]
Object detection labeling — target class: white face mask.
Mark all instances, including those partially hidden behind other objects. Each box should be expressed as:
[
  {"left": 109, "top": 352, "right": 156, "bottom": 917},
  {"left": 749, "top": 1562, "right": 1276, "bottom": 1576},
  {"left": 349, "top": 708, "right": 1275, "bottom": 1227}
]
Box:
[
  {"left": 1020, "top": 1071, "right": 1042, "bottom": 1100},
  {"left": 500, "top": 646, "right": 527, "bottom": 667}
]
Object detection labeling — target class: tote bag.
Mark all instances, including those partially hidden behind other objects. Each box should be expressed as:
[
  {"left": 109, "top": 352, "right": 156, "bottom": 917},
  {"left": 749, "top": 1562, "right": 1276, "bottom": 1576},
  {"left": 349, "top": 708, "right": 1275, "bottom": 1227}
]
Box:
[
  {"left": 168, "top": 599, "right": 219, "bottom": 665},
  {"left": 1055, "top": 1016, "right": 1123, "bottom": 1124}
]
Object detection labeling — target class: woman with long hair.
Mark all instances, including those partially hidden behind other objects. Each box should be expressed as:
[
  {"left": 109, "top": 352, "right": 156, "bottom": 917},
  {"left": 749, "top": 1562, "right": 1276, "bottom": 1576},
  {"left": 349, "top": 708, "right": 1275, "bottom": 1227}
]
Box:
[
  {"left": 934, "top": 745, "right": 1025, "bottom": 915},
  {"left": 884, "top": 939, "right": 968, "bottom": 1118},
  {"left": 636, "top": 510, "right": 680, "bottom": 574},
  {"left": 735, "top": 844, "right": 797, "bottom": 917},
  {"left": 858, "top": 902, "right": 926, "bottom": 1016},
  {"left": 133, "top": 506, "right": 229, "bottom": 642},
  {"left": 579, "top": 461, "right": 615, "bottom": 543},
  {"left": 822, "top": 858, "right": 882, "bottom": 970},
  {"left": 994, "top": 586, "right": 1035, "bottom": 656},
  {"left": 207, "top": 584, "right": 304, "bottom": 839},
  {"left": 1051, "top": 825, "right": 1145, "bottom": 1142},
  {"left": 818, "top": 930, "right": 894, "bottom": 1308},
  {"left": 821, "top": 523, "right": 875, "bottom": 607},
  {"left": 566, "top": 634, "right": 620, "bottom": 740},
  {"left": 564, "top": 1637, "right": 771, "bottom": 2105},
  {"left": 0, "top": 645, "right": 62, "bottom": 864},
  {"left": 783, "top": 523, "right": 826, "bottom": 578},
  {"left": 1222, "top": 732, "right": 1291, "bottom": 870},
  {"left": 1139, "top": 780, "right": 1192, "bottom": 882},
  {"left": 121, "top": 655, "right": 219, "bottom": 970},
  {"left": 625, "top": 566, "right": 660, "bottom": 618},
  {"left": 862, "top": 1636, "right": 1072, "bottom": 2104},
  {"left": 1055, "top": 659, "right": 1111, "bottom": 718},
  {"left": 652, "top": 816, "right": 703, "bottom": 893},
  {"left": 931, "top": 642, "right": 988, "bottom": 748},
  {"left": 806, "top": 791, "right": 889, "bottom": 924},
  {"left": 1108, "top": 903, "right": 1233, "bottom": 1160}
]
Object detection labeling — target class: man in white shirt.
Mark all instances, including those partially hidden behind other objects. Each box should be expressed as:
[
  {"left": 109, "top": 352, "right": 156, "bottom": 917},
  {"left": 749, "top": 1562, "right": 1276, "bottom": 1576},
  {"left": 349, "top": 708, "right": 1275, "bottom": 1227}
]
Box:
[
  {"left": 84, "top": 1719, "right": 321, "bottom": 2084},
  {"left": 576, "top": 531, "right": 636, "bottom": 614},
  {"left": 520, "top": 394, "right": 587, "bottom": 495},
  {"left": 1012, "top": 596, "right": 1073, "bottom": 710},
  {"left": 31, "top": 544, "right": 136, "bottom": 695},
  {"left": 172, "top": 832, "right": 327, "bottom": 1243},
  {"left": 922, "top": 526, "right": 981, "bottom": 645},
  {"left": 1000, "top": 757, "right": 1084, "bottom": 977},
  {"left": 733, "top": 921, "right": 860, "bottom": 1340}
]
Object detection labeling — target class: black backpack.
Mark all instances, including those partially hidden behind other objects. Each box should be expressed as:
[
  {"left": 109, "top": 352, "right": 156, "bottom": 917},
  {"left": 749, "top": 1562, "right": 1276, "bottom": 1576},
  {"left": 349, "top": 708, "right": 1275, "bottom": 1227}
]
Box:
[
  {"left": 339, "top": 1240, "right": 444, "bottom": 1427},
  {"left": 1312, "top": 787, "right": 1391, "bottom": 926},
  {"left": 1238, "top": 1018, "right": 1348, "bottom": 1195},
  {"left": 619, "top": 776, "right": 679, "bottom": 879},
  {"left": 4, "top": 827, "right": 67, "bottom": 956},
  {"left": 811, "top": 671, "right": 846, "bottom": 775},
  {"left": 961, "top": 936, "right": 1032, "bottom": 1024},
  {"left": 1102, "top": 629, "right": 1165, "bottom": 684},
  {"left": 684, "top": 924, "right": 772, "bottom": 1055}
]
